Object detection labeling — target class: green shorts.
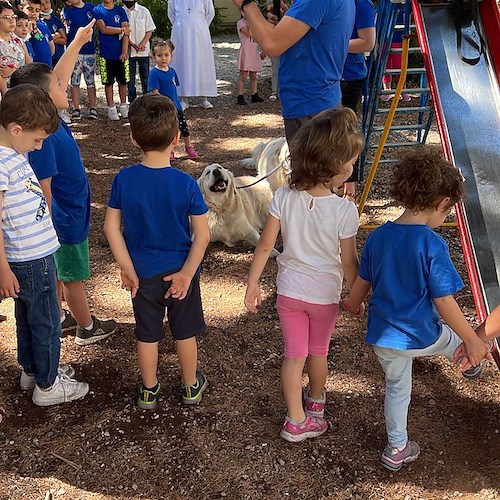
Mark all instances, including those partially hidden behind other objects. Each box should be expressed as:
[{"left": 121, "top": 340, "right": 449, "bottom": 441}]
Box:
[{"left": 54, "top": 239, "right": 90, "bottom": 282}]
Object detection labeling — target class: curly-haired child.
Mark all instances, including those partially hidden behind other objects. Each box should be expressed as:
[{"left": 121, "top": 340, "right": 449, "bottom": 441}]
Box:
[{"left": 343, "top": 146, "right": 491, "bottom": 471}]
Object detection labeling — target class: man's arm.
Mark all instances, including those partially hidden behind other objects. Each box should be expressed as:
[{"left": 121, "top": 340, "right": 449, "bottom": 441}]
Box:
[
  {"left": 348, "top": 27, "right": 376, "bottom": 54},
  {"left": 231, "top": 1, "right": 310, "bottom": 58}
]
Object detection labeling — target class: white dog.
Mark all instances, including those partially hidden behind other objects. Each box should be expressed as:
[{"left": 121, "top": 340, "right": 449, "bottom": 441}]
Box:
[
  {"left": 198, "top": 164, "right": 279, "bottom": 256},
  {"left": 240, "top": 137, "right": 290, "bottom": 192}
]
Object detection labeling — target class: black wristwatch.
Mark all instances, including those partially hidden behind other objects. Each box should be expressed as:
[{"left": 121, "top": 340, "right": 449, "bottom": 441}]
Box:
[{"left": 241, "top": 0, "right": 256, "bottom": 13}]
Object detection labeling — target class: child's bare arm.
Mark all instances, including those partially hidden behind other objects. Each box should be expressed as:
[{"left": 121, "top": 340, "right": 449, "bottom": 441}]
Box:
[
  {"left": 0, "top": 193, "right": 20, "bottom": 299},
  {"left": 120, "top": 22, "right": 129, "bottom": 61},
  {"left": 95, "top": 19, "right": 122, "bottom": 35},
  {"left": 244, "top": 214, "right": 280, "bottom": 313},
  {"left": 475, "top": 305, "right": 500, "bottom": 342},
  {"left": 343, "top": 276, "right": 370, "bottom": 316},
  {"left": 163, "top": 214, "right": 210, "bottom": 300},
  {"left": 54, "top": 19, "right": 95, "bottom": 88},
  {"left": 339, "top": 236, "right": 359, "bottom": 290},
  {"left": 103, "top": 207, "right": 139, "bottom": 298}
]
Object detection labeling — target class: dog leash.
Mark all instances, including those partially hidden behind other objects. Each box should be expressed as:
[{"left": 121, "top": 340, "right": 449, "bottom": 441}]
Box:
[{"left": 236, "top": 158, "right": 289, "bottom": 190}]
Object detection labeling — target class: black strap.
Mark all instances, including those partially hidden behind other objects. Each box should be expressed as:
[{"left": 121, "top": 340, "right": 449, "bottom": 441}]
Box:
[
  {"left": 273, "top": 0, "right": 281, "bottom": 20},
  {"left": 456, "top": 0, "right": 485, "bottom": 65}
]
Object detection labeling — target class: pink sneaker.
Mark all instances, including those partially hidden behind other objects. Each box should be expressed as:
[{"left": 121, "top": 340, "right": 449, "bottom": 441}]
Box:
[
  {"left": 380, "top": 94, "right": 391, "bottom": 102},
  {"left": 185, "top": 145, "right": 199, "bottom": 159},
  {"left": 280, "top": 415, "right": 327, "bottom": 443},
  {"left": 170, "top": 151, "right": 175, "bottom": 161},
  {"left": 402, "top": 93, "right": 412, "bottom": 102},
  {"left": 303, "top": 386, "right": 326, "bottom": 418}
]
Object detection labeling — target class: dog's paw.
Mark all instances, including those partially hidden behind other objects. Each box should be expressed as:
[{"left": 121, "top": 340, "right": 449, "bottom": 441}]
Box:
[{"left": 224, "top": 241, "right": 236, "bottom": 248}]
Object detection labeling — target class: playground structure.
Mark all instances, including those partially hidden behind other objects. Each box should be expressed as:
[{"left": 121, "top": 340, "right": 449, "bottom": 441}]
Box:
[{"left": 362, "top": 0, "right": 500, "bottom": 368}]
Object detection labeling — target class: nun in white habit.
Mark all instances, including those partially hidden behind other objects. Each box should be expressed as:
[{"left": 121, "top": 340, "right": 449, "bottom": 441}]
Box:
[{"left": 168, "top": 0, "right": 218, "bottom": 109}]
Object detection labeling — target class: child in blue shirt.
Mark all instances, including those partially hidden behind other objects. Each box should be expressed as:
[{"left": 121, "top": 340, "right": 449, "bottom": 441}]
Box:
[
  {"left": 343, "top": 147, "right": 492, "bottom": 472},
  {"left": 17, "top": 0, "right": 54, "bottom": 67},
  {"left": 14, "top": 10, "right": 35, "bottom": 60},
  {"left": 11, "top": 18, "right": 117, "bottom": 348},
  {"left": 62, "top": 0, "right": 98, "bottom": 120},
  {"left": 40, "top": 0, "right": 66, "bottom": 66},
  {"left": 0, "top": 83, "right": 88, "bottom": 407},
  {"left": 104, "top": 94, "right": 210, "bottom": 410},
  {"left": 93, "top": 0, "right": 129, "bottom": 121},
  {"left": 148, "top": 38, "right": 199, "bottom": 160}
]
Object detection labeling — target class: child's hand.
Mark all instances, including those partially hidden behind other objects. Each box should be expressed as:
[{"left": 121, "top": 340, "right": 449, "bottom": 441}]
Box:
[
  {"left": 244, "top": 282, "right": 262, "bottom": 313},
  {"left": 343, "top": 297, "right": 364, "bottom": 317},
  {"left": 464, "top": 337, "right": 492, "bottom": 367},
  {"left": 0, "top": 268, "right": 20, "bottom": 300},
  {"left": 120, "top": 266, "right": 139, "bottom": 298},
  {"left": 119, "top": 52, "right": 128, "bottom": 63},
  {"left": 163, "top": 271, "right": 192, "bottom": 300},
  {"left": 74, "top": 19, "right": 96, "bottom": 47}
]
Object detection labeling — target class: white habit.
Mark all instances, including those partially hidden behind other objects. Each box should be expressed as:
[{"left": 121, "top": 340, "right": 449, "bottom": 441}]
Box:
[{"left": 168, "top": 0, "right": 217, "bottom": 97}]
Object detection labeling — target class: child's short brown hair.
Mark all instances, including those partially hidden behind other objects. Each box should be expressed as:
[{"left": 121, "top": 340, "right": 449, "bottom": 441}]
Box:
[
  {"left": 129, "top": 94, "right": 179, "bottom": 152},
  {"left": 151, "top": 37, "right": 175, "bottom": 56},
  {"left": 390, "top": 146, "right": 464, "bottom": 211},
  {"left": 14, "top": 8, "right": 29, "bottom": 20},
  {"left": 289, "top": 107, "right": 364, "bottom": 191},
  {"left": 10, "top": 63, "right": 53, "bottom": 92},
  {"left": 0, "top": 1, "right": 13, "bottom": 13},
  {"left": 0, "top": 84, "right": 59, "bottom": 134}
]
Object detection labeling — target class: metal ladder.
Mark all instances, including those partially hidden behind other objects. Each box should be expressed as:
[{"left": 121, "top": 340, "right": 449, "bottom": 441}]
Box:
[{"left": 361, "top": 0, "right": 434, "bottom": 175}]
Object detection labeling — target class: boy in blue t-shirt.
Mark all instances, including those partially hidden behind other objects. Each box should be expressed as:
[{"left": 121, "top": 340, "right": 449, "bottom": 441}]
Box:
[
  {"left": 14, "top": 10, "right": 35, "bottom": 60},
  {"left": 0, "top": 84, "right": 88, "bottom": 407},
  {"left": 104, "top": 94, "right": 210, "bottom": 410},
  {"left": 11, "top": 19, "right": 117, "bottom": 348},
  {"left": 62, "top": 0, "right": 98, "bottom": 120},
  {"left": 17, "top": 0, "right": 54, "bottom": 67},
  {"left": 93, "top": 0, "right": 129, "bottom": 121},
  {"left": 40, "top": 0, "right": 66, "bottom": 67},
  {"left": 343, "top": 147, "right": 492, "bottom": 472}
]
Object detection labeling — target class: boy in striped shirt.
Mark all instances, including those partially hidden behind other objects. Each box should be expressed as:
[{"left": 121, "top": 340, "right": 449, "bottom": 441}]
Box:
[{"left": 0, "top": 84, "right": 89, "bottom": 407}]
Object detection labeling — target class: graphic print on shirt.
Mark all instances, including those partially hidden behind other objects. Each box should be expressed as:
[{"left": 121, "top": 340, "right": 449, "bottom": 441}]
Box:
[{"left": 24, "top": 178, "right": 48, "bottom": 221}]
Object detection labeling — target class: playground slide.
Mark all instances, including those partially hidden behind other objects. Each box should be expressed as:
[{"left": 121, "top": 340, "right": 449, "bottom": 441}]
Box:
[{"left": 411, "top": 0, "right": 500, "bottom": 367}]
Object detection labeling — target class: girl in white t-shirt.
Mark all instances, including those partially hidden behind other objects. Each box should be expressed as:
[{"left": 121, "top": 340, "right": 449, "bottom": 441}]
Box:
[{"left": 245, "top": 107, "right": 364, "bottom": 443}]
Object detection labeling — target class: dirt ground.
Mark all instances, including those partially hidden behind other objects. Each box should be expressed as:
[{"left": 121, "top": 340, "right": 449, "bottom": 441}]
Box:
[{"left": 0, "top": 35, "right": 499, "bottom": 500}]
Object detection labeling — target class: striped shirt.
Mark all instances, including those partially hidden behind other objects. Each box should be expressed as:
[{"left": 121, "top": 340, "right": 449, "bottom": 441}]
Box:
[{"left": 0, "top": 146, "right": 59, "bottom": 262}]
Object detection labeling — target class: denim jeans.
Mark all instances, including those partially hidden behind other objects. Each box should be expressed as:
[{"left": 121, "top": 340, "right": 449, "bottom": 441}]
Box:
[
  {"left": 373, "top": 324, "right": 462, "bottom": 448},
  {"left": 128, "top": 56, "right": 150, "bottom": 102},
  {"left": 10, "top": 255, "right": 61, "bottom": 388}
]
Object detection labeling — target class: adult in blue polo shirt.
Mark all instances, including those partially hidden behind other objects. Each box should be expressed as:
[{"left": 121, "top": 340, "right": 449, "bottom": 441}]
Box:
[
  {"left": 341, "top": 0, "right": 375, "bottom": 199},
  {"left": 231, "top": 0, "right": 355, "bottom": 144}
]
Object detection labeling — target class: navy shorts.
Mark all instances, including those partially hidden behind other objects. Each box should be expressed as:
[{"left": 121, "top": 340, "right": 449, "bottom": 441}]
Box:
[{"left": 132, "top": 270, "right": 205, "bottom": 342}]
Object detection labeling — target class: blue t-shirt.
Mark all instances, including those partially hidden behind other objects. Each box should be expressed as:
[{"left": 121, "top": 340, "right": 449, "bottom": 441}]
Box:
[
  {"left": 25, "top": 40, "right": 34, "bottom": 60},
  {"left": 63, "top": 3, "right": 96, "bottom": 55},
  {"left": 359, "top": 222, "right": 464, "bottom": 350},
  {"left": 41, "top": 14, "right": 65, "bottom": 63},
  {"left": 108, "top": 165, "right": 208, "bottom": 279},
  {"left": 29, "top": 119, "right": 91, "bottom": 245},
  {"left": 93, "top": 3, "right": 128, "bottom": 60},
  {"left": 279, "top": 0, "right": 355, "bottom": 119},
  {"left": 342, "top": 0, "right": 375, "bottom": 81},
  {"left": 31, "top": 21, "right": 53, "bottom": 67},
  {"left": 148, "top": 66, "right": 182, "bottom": 111}
]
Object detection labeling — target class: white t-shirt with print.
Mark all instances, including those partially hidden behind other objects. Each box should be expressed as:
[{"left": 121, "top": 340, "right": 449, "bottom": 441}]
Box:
[
  {"left": 269, "top": 187, "right": 359, "bottom": 305},
  {"left": 0, "top": 146, "right": 59, "bottom": 262}
]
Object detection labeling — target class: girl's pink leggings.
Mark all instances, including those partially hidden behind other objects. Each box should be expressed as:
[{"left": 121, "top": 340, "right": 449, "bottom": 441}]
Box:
[{"left": 277, "top": 295, "right": 339, "bottom": 358}]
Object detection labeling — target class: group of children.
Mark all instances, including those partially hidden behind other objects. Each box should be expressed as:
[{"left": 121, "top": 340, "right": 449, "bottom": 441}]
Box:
[{"left": 1, "top": 3, "right": 498, "bottom": 474}]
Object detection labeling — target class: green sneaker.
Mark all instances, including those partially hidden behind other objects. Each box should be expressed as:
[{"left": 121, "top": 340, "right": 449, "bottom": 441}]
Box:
[
  {"left": 181, "top": 371, "right": 208, "bottom": 405},
  {"left": 137, "top": 383, "right": 160, "bottom": 410},
  {"left": 75, "top": 316, "right": 117, "bottom": 346}
]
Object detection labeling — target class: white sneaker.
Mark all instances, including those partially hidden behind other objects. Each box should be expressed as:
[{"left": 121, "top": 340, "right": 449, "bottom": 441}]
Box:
[
  {"left": 180, "top": 98, "right": 189, "bottom": 111},
  {"left": 59, "top": 109, "right": 71, "bottom": 124},
  {"left": 107, "top": 106, "right": 120, "bottom": 121},
  {"left": 20, "top": 364, "right": 75, "bottom": 391},
  {"left": 32, "top": 374, "right": 89, "bottom": 407},
  {"left": 201, "top": 99, "right": 213, "bottom": 109},
  {"left": 118, "top": 103, "right": 129, "bottom": 119}
]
